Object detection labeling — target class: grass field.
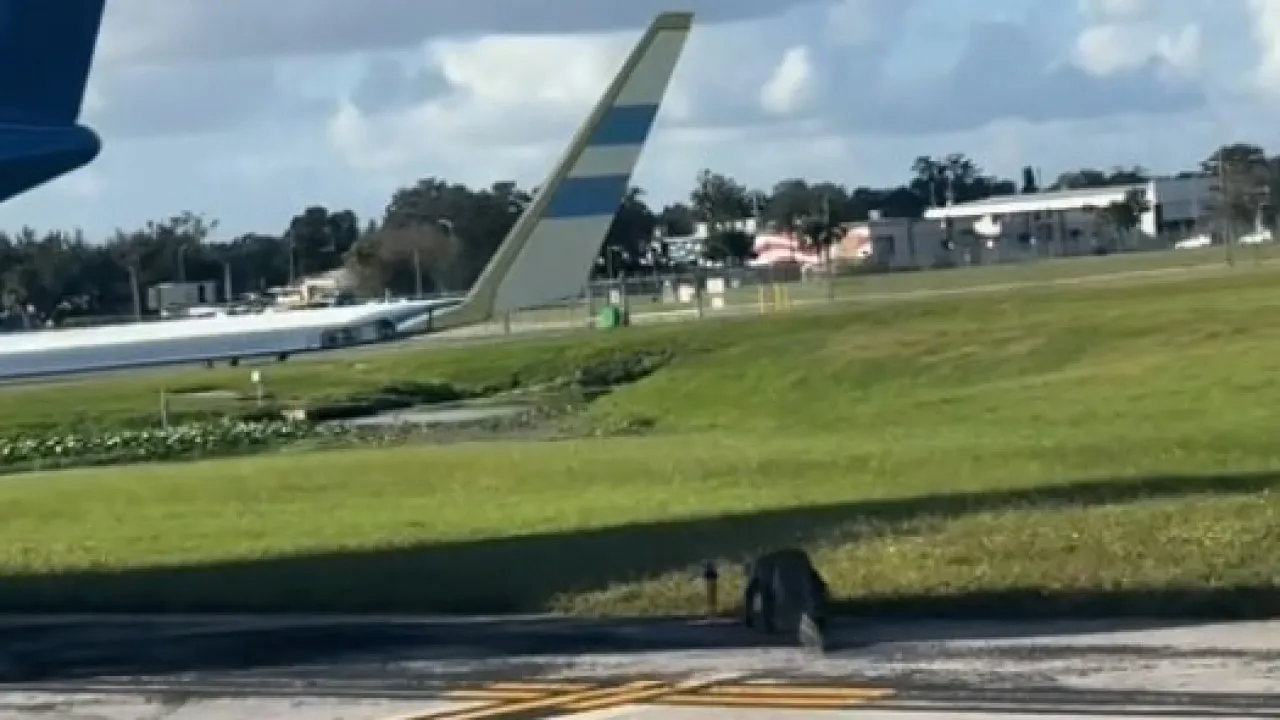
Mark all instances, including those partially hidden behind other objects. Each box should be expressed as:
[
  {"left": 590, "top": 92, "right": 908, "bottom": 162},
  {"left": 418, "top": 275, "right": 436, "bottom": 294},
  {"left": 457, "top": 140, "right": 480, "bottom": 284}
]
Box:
[
  {"left": 503, "top": 243, "right": 1280, "bottom": 326},
  {"left": 3, "top": 245, "right": 1270, "bottom": 436},
  {"left": 3, "top": 263, "right": 1280, "bottom": 617}
]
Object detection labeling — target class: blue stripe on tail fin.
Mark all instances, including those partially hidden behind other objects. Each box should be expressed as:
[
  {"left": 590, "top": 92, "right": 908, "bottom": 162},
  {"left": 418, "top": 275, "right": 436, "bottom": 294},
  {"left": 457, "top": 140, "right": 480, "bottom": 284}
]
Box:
[
  {"left": 0, "top": 0, "right": 107, "bottom": 126},
  {"left": 445, "top": 12, "right": 693, "bottom": 322}
]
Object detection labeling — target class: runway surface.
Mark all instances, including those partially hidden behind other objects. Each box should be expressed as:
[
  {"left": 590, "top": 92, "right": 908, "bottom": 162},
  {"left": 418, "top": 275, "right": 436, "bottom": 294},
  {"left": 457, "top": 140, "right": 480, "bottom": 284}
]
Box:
[
  {"left": 0, "top": 614, "right": 1277, "bottom": 718},
  {"left": 1, "top": 255, "right": 1269, "bottom": 390}
]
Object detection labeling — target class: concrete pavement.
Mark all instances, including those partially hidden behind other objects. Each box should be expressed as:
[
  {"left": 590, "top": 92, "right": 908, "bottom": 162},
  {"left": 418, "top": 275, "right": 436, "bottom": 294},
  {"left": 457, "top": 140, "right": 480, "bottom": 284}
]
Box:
[{"left": 0, "top": 614, "right": 1276, "bottom": 718}]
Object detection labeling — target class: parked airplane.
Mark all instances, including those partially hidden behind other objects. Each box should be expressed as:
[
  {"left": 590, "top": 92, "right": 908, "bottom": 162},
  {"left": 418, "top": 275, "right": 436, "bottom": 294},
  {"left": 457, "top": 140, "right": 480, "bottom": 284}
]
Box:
[
  {"left": 0, "top": 11, "right": 695, "bottom": 382},
  {"left": 0, "top": 0, "right": 108, "bottom": 203}
]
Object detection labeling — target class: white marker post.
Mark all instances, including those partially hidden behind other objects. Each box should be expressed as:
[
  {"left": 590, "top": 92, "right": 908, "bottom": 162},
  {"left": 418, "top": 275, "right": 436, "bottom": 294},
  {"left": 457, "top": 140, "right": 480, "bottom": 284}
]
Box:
[{"left": 250, "top": 370, "right": 264, "bottom": 408}]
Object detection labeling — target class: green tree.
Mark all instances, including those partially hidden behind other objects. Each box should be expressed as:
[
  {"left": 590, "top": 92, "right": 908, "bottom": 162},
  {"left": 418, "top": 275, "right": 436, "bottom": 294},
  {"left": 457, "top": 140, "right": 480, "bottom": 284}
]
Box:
[
  {"left": 598, "top": 186, "right": 657, "bottom": 278},
  {"left": 702, "top": 230, "right": 754, "bottom": 264},
  {"left": 1203, "top": 143, "right": 1273, "bottom": 237}
]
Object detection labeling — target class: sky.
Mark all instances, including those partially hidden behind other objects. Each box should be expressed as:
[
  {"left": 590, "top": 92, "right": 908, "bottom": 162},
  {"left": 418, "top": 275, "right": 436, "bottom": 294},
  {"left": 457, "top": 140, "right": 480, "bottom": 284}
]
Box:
[{"left": 0, "top": 0, "right": 1276, "bottom": 239}]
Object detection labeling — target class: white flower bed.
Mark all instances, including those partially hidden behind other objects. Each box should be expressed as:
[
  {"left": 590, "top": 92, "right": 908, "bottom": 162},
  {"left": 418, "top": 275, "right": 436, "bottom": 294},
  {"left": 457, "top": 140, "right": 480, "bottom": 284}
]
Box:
[{"left": 0, "top": 418, "right": 350, "bottom": 467}]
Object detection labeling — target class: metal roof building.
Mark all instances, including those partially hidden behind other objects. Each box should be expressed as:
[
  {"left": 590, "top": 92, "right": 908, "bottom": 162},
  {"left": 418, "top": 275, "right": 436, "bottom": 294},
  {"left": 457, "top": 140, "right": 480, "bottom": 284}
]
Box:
[{"left": 923, "top": 176, "right": 1214, "bottom": 233}]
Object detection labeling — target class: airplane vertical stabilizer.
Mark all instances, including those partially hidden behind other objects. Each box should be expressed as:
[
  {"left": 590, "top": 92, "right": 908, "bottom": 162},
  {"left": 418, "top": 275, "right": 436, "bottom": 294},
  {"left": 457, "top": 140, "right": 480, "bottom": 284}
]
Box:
[{"left": 440, "top": 11, "right": 693, "bottom": 327}]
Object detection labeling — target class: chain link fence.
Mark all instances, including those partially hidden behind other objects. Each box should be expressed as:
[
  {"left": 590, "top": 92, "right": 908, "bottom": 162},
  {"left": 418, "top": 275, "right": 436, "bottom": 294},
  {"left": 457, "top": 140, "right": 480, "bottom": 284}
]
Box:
[{"left": 484, "top": 243, "right": 1280, "bottom": 337}]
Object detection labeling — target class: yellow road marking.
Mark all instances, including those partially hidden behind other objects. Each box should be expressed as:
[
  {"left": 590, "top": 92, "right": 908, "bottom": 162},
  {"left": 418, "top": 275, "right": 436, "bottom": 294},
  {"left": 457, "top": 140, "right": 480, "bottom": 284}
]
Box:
[
  {"left": 658, "top": 694, "right": 877, "bottom": 709},
  {"left": 412, "top": 680, "right": 664, "bottom": 720},
  {"left": 698, "top": 685, "right": 895, "bottom": 699},
  {"left": 403, "top": 677, "right": 897, "bottom": 718},
  {"left": 559, "top": 676, "right": 727, "bottom": 711}
]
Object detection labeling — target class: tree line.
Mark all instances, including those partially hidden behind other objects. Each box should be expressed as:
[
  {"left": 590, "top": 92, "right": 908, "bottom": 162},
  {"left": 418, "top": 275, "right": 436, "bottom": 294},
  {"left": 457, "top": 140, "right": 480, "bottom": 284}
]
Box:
[{"left": 3, "top": 142, "right": 1275, "bottom": 327}]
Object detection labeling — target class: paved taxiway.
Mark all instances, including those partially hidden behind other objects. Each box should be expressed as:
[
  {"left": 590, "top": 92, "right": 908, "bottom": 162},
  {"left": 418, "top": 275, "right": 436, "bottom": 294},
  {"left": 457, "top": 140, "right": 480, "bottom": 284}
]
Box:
[
  {"left": 2, "top": 253, "right": 1270, "bottom": 390},
  {"left": 0, "top": 614, "right": 1277, "bottom": 718}
]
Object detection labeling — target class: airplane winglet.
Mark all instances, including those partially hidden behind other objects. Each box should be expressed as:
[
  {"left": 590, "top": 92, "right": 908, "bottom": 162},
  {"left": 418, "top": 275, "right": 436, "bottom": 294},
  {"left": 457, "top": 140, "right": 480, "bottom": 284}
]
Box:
[{"left": 441, "top": 11, "right": 694, "bottom": 327}]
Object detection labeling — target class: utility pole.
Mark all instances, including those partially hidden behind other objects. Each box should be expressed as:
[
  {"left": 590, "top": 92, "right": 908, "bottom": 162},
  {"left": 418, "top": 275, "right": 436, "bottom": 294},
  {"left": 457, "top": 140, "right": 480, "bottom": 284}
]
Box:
[
  {"left": 286, "top": 231, "right": 297, "bottom": 285},
  {"left": 1217, "top": 150, "right": 1235, "bottom": 267},
  {"left": 435, "top": 218, "right": 455, "bottom": 293},
  {"left": 413, "top": 246, "right": 423, "bottom": 299},
  {"left": 127, "top": 265, "right": 142, "bottom": 321},
  {"left": 821, "top": 193, "right": 836, "bottom": 302},
  {"left": 222, "top": 261, "right": 233, "bottom": 303},
  {"left": 1262, "top": 183, "right": 1274, "bottom": 266}
]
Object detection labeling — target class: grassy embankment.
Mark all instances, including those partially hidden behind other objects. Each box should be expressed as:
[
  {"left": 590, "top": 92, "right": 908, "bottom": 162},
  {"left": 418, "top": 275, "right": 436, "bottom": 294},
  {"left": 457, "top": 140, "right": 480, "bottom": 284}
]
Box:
[{"left": 2, "top": 265, "right": 1280, "bottom": 617}]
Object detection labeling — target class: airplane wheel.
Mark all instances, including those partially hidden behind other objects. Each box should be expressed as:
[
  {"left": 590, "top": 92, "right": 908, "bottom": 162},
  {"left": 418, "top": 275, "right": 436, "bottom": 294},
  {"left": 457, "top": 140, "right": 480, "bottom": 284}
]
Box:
[
  {"left": 277, "top": 353, "right": 290, "bottom": 362},
  {"left": 229, "top": 357, "right": 240, "bottom": 367},
  {"left": 375, "top": 319, "right": 395, "bottom": 341}
]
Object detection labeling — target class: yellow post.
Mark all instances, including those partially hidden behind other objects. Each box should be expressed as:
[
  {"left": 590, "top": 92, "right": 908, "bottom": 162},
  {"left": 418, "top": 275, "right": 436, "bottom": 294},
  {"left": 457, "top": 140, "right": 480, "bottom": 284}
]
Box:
[
  {"left": 757, "top": 284, "right": 767, "bottom": 313},
  {"left": 773, "top": 283, "right": 783, "bottom": 310}
]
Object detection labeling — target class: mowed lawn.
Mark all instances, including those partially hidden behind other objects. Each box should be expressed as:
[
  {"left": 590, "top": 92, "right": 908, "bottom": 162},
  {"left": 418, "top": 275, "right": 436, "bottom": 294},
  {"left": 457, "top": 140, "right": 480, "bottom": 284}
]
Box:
[{"left": 2, "top": 267, "right": 1280, "bottom": 616}]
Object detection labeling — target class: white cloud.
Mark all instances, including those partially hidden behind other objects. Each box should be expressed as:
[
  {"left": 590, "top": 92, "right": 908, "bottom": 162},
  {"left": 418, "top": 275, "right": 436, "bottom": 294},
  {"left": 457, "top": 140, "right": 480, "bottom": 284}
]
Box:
[
  {"left": 1074, "top": 21, "right": 1201, "bottom": 76},
  {"left": 323, "top": 24, "right": 715, "bottom": 180},
  {"left": 1072, "top": 6, "right": 1202, "bottom": 78},
  {"left": 432, "top": 36, "right": 626, "bottom": 110},
  {"left": 1158, "top": 24, "right": 1202, "bottom": 72},
  {"left": 1074, "top": 23, "right": 1150, "bottom": 76},
  {"left": 760, "top": 47, "right": 817, "bottom": 117},
  {"left": 1248, "top": 0, "right": 1280, "bottom": 96},
  {"left": 322, "top": 3, "right": 1206, "bottom": 186},
  {"left": 7, "top": 1, "right": 1280, "bottom": 240},
  {"left": 94, "top": 0, "right": 812, "bottom": 64}
]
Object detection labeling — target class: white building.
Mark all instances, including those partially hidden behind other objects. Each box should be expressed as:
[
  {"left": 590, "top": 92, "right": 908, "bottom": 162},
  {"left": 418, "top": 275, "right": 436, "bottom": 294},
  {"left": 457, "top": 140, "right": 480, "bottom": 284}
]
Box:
[
  {"left": 837, "top": 214, "right": 947, "bottom": 269},
  {"left": 660, "top": 175, "right": 1217, "bottom": 272},
  {"left": 825, "top": 176, "right": 1214, "bottom": 269},
  {"left": 147, "top": 281, "right": 220, "bottom": 313},
  {"left": 914, "top": 175, "right": 1215, "bottom": 265},
  {"left": 660, "top": 218, "right": 759, "bottom": 266}
]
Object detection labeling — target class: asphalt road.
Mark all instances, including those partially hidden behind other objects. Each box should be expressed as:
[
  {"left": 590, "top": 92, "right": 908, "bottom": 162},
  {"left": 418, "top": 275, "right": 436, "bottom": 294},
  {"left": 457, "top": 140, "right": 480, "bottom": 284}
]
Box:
[{"left": 0, "top": 614, "right": 1276, "bottom": 718}]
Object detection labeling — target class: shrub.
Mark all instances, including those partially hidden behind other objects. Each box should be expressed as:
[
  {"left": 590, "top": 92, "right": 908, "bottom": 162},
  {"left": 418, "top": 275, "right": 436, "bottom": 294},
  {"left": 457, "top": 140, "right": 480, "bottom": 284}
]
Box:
[{"left": 0, "top": 418, "right": 350, "bottom": 470}]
